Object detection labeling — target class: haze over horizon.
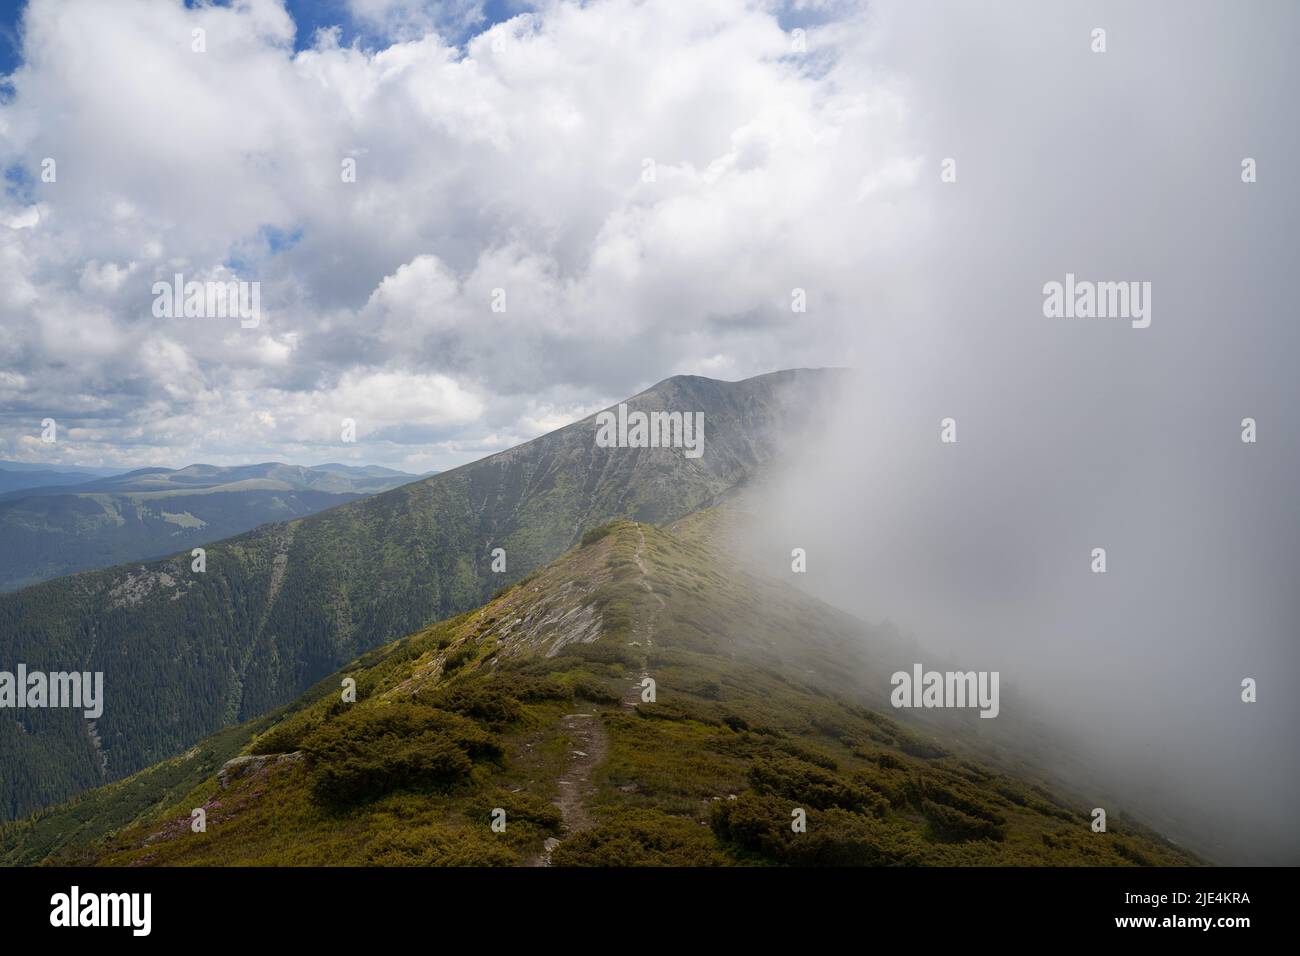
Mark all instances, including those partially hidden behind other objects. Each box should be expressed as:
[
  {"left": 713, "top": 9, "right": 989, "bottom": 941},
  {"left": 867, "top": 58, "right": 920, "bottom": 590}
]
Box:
[{"left": 0, "top": 456, "right": 434, "bottom": 475}]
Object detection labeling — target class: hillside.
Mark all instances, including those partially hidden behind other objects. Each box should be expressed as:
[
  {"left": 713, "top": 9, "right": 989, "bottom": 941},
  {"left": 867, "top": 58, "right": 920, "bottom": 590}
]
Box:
[
  {"left": 0, "top": 461, "right": 425, "bottom": 503},
  {"left": 0, "top": 466, "right": 117, "bottom": 496},
  {"left": 0, "top": 516, "right": 1196, "bottom": 867},
  {"left": 0, "top": 462, "right": 425, "bottom": 591},
  {"left": 0, "top": 369, "right": 844, "bottom": 821}
]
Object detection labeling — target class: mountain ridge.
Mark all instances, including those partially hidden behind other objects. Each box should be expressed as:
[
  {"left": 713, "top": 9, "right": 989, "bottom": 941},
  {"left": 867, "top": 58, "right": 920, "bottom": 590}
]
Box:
[
  {"left": 0, "top": 368, "right": 846, "bottom": 821},
  {"left": 0, "top": 513, "right": 1197, "bottom": 867}
]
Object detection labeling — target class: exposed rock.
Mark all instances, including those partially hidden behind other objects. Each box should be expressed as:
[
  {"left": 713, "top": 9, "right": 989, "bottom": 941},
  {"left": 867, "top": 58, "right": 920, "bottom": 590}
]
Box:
[{"left": 217, "top": 755, "right": 269, "bottom": 788}]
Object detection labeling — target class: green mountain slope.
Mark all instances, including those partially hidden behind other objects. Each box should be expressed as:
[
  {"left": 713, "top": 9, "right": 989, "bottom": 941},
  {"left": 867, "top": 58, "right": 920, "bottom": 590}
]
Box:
[
  {"left": 0, "top": 369, "right": 843, "bottom": 821},
  {"left": 0, "top": 516, "right": 1195, "bottom": 867},
  {"left": 0, "top": 462, "right": 428, "bottom": 592},
  {"left": 0, "top": 467, "right": 110, "bottom": 496},
  {"left": 0, "top": 490, "right": 362, "bottom": 593}
]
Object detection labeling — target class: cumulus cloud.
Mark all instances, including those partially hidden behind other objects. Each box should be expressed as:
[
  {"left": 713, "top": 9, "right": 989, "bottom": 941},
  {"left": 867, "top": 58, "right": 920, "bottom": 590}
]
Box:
[{"left": 0, "top": 0, "right": 913, "bottom": 470}]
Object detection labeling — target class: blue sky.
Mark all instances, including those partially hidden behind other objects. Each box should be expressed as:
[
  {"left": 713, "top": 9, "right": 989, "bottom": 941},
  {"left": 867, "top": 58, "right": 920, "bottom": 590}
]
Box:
[
  {"left": 0, "top": 0, "right": 524, "bottom": 75},
  {"left": 0, "top": 0, "right": 21, "bottom": 74}
]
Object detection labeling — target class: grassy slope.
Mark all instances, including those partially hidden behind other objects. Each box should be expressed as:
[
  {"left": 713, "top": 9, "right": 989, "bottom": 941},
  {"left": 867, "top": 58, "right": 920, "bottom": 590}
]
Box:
[
  {"left": 0, "top": 370, "right": 839, "bottom": 821},
  {"left": 0, "top": 489, "right": 371, "bottom": 592},
  {"left": 2, "top": 517, "right": 1197, "bottom": 867}
]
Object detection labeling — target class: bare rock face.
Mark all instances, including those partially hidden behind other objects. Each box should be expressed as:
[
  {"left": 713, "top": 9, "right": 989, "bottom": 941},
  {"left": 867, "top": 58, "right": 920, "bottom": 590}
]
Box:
[
  {"left": 216, "top": 751, "right": 303, "bottom": 789},
  {"left": 216, "top": 755, "right": 270, "bottom": 789}
]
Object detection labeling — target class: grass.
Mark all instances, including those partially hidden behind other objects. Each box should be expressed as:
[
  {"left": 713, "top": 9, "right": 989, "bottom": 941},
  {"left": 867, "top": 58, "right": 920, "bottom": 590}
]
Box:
[{"left": 5, "top": 517, "right": 1201, "bottom": 867}]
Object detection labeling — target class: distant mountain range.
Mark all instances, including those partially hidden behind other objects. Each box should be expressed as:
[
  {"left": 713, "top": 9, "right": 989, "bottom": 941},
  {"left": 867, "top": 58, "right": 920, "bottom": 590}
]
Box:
[
  {"left": 0, "top": 461, "right": 123, "bottom": 496},
  {"left": 0, "top": 462, "right": 431, "bottom": 592},
  {"left": 0, "top": 370, "right": 843, "bottom": 821},
  {"left": 0, "top": 461, "right": 425, "bottom": 502}
]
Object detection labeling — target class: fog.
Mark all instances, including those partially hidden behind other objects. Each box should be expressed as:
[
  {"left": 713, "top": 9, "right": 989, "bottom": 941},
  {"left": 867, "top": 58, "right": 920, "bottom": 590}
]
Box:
[{"left": 738, "top": 0, "right": 1300, "bottom": 864}]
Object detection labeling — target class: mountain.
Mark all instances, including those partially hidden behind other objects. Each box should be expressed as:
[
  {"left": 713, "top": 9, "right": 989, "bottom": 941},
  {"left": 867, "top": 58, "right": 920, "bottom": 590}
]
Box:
[
  {"left": 0, "top": 461, "right": 121, "bottom": 476},
  {"left": 0, "top": 514, "right": 1196, "bottom": 867},
  {"left": 0, "top": 370, "right": 845, "bottom": 822},
  {"left": 0, "top": 463, "right": 427, "bottom": 592},
  {"left": 0, "top": 461, "right": 427, "bottom": 501},
  {"left": 310, "top": 463, "right": 431, "bottom": 480},
  {"left": 0, "top": 464, "right": 122, "bottom": 496}
]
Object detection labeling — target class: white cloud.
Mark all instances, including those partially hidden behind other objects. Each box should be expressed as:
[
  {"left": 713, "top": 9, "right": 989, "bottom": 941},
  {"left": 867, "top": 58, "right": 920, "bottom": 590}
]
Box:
[{"left": 0, "top": 0, "right": 916, "bottom": 470}]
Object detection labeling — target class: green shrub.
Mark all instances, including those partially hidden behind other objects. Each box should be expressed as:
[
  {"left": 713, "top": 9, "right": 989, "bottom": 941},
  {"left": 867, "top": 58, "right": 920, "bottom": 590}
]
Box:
[
  {"left": 771, "top": 739, "right": 839, "bottom": 771},
  {"left": 251, "top": 718, "right": 312, "bottom": 755},
  {"left": 424, "top": 682, "right": 523, "bottom": 729},
  {"left": 634, "top": 697, "right": 722, "bottom": 725},
  {"left": 921, "top": 800, "right": 1005, "bottom": 843},
  {"left": 489, "top": 791, "right": 564, "bottom": 832},
  {"left": 711, "top": 794, "right": 888, "bottom": 866},
  {"left": 721, "top": 713, "right": 749, "bottom": 732},
  {"left": 570, "top": 677, "right": 621, "bottom": 705},
  {"left": 914, "top": 777, "right": 1007, "bottom": 827},
  {"left": 747, "top": 756, "right": 887, "bottom": 816},
  {"left": 301, "top": 704, "right": 501, "bottom": 806},
  {"left": 895, "top": 734, "right": 947, "bottom": 759},
  {"left": 441, "top": 645, "right": 477, "bottom": 674},
  {"left": 509, "top": 676, "right": 572, "bottom": 702},
  {"left": 559, "top": 642, "right": 633, "bottom": 666},
  {"left": 365, "top": 823, "right": 518, "bottom": 866},
  {"left": 580, "top": 523, "right": 618, "bottom": 548},
  {"left": 551, "top": 809, "right": 727, "bottom": 866}
]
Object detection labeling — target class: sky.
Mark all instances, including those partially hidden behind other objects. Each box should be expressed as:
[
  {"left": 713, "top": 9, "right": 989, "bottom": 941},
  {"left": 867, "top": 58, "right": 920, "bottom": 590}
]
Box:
[{"left": 0, "top": 0, "right": 851, "bottom": 473}]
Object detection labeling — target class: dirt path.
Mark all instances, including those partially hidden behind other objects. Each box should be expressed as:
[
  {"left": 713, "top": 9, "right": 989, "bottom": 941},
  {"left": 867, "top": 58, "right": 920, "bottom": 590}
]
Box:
[
  {"left": 552, "top": 711, "right": 608, "bottom": 832},
  {"left": 533, "top": 526, "right": 663, "bottom": 865},
  {"left": 532, "top": 710, "right": 609, "bottom": 866},
  {"left": 622, "top": 527, "right": 665, "bottom": 709}
]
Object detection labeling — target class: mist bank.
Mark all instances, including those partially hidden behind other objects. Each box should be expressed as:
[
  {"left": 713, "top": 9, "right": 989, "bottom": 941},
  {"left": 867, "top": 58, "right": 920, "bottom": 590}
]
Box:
[
  {"left": 717, "top": 0, "right": 1300, "bottom": 867},
  {"left": 727, "top": 357, "right": 1297, "bottom": 865}
]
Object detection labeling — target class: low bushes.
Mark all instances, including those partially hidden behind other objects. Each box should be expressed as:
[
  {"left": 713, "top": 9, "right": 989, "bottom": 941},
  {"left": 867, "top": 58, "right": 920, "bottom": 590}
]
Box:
[
  {"left": 711, "top": 794, "right": 888, "bottom": 866},
  {"left": 552, "top": 808, "right": 728, "bottom": 866},
  {"left": 300, "top": 704, "right": 501, "bottom": 806},
  {"left": 747, "top": 756, "right": 888, "bottom": 817}
]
